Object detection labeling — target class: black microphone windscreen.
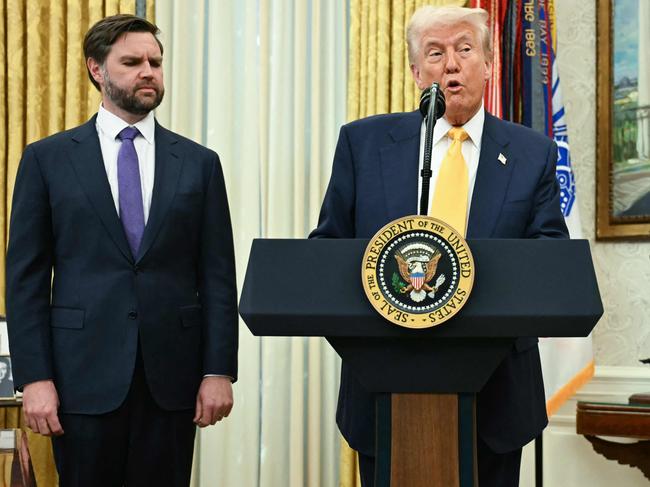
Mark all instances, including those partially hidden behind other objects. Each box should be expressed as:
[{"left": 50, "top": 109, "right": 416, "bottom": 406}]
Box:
[{"left": 419, "top": 83, "right": 446, "bottom": 120}]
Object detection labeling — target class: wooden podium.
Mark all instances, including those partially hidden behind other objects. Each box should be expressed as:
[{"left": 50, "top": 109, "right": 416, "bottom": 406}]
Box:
[{"left": 239, "top": 239, "right": 602, "bottom": 486}]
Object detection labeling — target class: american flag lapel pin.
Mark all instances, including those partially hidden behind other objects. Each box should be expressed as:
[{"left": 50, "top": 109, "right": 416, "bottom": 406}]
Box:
[{"left": 498, "top": 153, "right": 507, "bottom": 165}]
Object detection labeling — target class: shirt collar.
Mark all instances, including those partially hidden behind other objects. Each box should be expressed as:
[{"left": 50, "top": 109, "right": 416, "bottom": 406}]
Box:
[
  {"left": 96, "top": 104, "right": 155, "bottom": 144},
  {"left": 430, "top": 102, "right": 485, "bottom": 149}
]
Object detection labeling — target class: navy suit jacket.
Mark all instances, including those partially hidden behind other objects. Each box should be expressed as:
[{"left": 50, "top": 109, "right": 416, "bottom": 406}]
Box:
[
  {"left": 310, "top": 110, "right": 568, "bottom": 455},
  {"left": 6, "top": 116, "right": 238, "bottom": 414}
]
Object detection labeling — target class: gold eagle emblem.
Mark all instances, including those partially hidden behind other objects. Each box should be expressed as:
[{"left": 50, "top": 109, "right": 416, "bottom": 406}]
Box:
[{"left": 395, "top": 251, "right": 445, "bottom": 302}]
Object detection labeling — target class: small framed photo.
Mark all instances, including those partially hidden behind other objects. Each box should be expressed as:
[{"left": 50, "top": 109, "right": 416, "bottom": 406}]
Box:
[
  {"left": 0, "top": 356, "right": 15, "bottom": 400},
  {"left": 0, "top": 318, "right": 8, "bottom": 355},
  {"left": 0, "top": 429, "right": 16, "bottom": 451}
]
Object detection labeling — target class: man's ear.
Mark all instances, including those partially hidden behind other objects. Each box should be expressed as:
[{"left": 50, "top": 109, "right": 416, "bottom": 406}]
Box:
[
  {"left": 87, "top": 58, "right": 104, "bottom": 86},
  {"left": 483, "top": 57, "right": 492, "bottom": 83},
  {"left": 410, "top": 63, "right": 426, "bottom": 90}
]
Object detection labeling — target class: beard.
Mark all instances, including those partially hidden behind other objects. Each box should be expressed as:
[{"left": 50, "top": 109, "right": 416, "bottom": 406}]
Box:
[{"left": 102, "top": 68, "right": 164, "bottom": 116}]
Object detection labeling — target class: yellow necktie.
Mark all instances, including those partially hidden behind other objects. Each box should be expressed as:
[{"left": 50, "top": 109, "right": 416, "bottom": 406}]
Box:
[{"left": 429, "top": 127, "right": 469, "bottom": 236}]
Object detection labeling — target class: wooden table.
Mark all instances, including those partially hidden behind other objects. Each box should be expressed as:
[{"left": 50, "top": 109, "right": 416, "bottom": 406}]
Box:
[
  {"left": 0, "top": 400, "right": 21, "bottom": 409},
  {"left": 577, "top": 394, "right": 650, "bottom": 480},
  {"left": 0, "top": 428, "right": 36, "bottom": 487},
  {"left": 1, "top": 398, "right": 56, "bottom": 487}
]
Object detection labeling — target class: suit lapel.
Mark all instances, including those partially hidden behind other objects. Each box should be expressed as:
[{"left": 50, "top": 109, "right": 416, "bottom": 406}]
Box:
[
  {"left": 379, "top": 112, "right": 421, "bottom": 220},
  {"left": 68, "top": 117, "right": 133, "bottom": 262},
  {"left": 136, "top": 122, "right": 183, "bottom": 263},
  {"left": 466, "top": 113, "right": 515, "bottom": 238}
]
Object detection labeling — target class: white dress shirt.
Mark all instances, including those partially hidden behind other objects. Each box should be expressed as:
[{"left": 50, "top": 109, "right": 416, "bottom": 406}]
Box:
[
  {"left": 95, "top": 105, "right": 156, "bottom": 223},
  {"left": 96, "top": 107, "right": 230, "bottom": 383},
  {"left": 417, "top": 105, "right": 485, "bottom": 234}
]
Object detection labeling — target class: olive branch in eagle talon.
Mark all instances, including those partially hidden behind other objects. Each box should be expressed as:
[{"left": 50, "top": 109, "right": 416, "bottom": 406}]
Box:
[
  {"left": 391, "top": 273, "right": 407, "bottom": 294},
  {"left": 394, "top": 251, "right": 446, "bottom": 303}
]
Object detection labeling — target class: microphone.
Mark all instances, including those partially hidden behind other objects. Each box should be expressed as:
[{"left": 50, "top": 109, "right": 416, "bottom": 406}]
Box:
[
  {"left": 419, "top": 82, "right": 446, "bottom": 120},
  {"left": 418, "top": 83, "right": 446, "bottom": 215}
]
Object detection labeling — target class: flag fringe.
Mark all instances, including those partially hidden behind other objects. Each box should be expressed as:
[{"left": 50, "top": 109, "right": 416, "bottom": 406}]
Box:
[{"left": 545, "top": 360, "right": 595, "bottom": 417}]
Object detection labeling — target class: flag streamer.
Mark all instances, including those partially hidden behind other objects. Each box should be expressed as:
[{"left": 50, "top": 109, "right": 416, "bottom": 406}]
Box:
[{"left": 471, "top": 0, "right": 593, "bottom": 415}]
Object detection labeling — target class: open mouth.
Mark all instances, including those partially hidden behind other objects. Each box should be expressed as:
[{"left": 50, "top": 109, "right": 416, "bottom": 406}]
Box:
[{"left": 446, "top": 80, "right": 463, "bottom": 92}]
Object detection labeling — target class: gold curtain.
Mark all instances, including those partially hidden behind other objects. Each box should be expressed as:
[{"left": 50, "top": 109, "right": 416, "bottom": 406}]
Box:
[
  {"left": 347, "top": 0, "right": 467, "bottom": 122},
  {"left": 340, "top": 437, "right": 362, "bottom": 487},
  {"left": 342, "top": 1, "right": 466, "bottom": 486},
  {"left": 0, "top": 406, "right": 59, "bottom": 487},
  {"left": 0, "top": 2, "right": 154, "bottom": 486}
]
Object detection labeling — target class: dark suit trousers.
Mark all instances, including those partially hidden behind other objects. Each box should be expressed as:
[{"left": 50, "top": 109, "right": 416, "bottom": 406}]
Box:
[
  {"left": 52, "top": 347, "right": 196, "bottom": 487},
  {"left": 358, "top": 440, "right": 522, "bottom": 487}
]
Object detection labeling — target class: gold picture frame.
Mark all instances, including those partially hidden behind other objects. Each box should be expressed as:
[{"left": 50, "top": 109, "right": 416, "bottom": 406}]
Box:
[{"left": 596, "top": 0, "right": 650, "bottom": 239}]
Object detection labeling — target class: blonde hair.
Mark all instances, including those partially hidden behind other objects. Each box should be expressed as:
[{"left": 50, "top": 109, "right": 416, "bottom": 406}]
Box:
[{"left": 406, "top": 6, "right": 492, "bottom": 64}]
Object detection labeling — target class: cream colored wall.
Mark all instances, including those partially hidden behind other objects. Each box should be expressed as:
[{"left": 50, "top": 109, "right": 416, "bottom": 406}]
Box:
[
  {"left": 555, "top": 0, "right": 650, "bottom": 365},
  {"left": 517, "top": 2, "right": 650, "bottom": 484}
]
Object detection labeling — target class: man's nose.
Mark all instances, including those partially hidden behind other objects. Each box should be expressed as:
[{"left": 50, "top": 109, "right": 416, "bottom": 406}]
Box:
[
  {"left": 444, "top": 51, "right": 460, "bottom": 73},
  {"left": 140, "top": 62, "right": 154, "bottom": 78}
]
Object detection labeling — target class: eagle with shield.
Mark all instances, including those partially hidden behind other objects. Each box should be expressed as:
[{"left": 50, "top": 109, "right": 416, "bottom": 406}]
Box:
[{"left": 395, "top": 243, "right": 446, "bottom": 303}]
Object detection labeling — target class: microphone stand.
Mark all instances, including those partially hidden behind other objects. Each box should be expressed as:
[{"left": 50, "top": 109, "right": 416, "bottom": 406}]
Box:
[{"left": 418, "top": 83, "right": 446, "bottom": 216}]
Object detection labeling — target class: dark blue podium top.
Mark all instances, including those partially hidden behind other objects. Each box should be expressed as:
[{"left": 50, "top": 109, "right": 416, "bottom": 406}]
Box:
[{"left": 240, "top": 238, "right": 602, "bottom": 339}]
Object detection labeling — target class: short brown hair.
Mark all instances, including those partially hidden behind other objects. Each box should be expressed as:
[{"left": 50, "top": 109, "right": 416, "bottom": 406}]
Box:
[{"left": 83, "top": 14, "right": 163, "bottom": 91}]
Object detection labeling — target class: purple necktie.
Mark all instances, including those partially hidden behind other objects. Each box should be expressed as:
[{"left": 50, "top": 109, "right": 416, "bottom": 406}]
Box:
[{"left": 117, "top": 126, "right": 145, "bottom": 257}]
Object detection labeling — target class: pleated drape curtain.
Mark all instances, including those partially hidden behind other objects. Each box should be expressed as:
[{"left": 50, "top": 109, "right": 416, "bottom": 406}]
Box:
[
  {"left": 347, "top": 0, "right": 466, "bottom": 121},
  {"left": 0, "top": 2, "right": 154, "bottom": 486},
  {"left": 155, "top": 1, "right": 347, "bottom": 486},
  {"left": 342, "top": 1, "right": 466, "bottom": 485}
]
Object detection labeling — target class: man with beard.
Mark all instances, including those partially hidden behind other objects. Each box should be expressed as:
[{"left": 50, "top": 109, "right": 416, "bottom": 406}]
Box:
[{"left": 5, "top": 15, "right": 238, "bottom": 486}]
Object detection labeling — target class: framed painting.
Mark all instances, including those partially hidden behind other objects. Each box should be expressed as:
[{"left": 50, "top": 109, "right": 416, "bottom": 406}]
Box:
[{"left": 597, "top": 0, "right": 650, "bottom": 238}]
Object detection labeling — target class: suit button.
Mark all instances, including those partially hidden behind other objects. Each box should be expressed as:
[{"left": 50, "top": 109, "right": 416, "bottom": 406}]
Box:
[
  {"left": 128, "top": 310, "right": 138, "bottom": 320},
  {"left": 133, "top": 265, "right": 140, "bottom": 274}
]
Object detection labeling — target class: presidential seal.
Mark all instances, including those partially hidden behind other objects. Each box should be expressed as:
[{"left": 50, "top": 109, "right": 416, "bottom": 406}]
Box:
[{"left": 361, "top": 216, "right": 474, "bottom": 329}]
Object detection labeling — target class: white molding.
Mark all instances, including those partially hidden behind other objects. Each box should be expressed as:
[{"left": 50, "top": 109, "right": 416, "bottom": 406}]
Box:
[
  {"left": 548, "top": 365, "right": 650, "bottom": 430},
  {"left": 522, "top": 366, "right": 650, "bottom": 487},
  {"left": 591, "top": 365, "right": 650, "bottom": 381}
]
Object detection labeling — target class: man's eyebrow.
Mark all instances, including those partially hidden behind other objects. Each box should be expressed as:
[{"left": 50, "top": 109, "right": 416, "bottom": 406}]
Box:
[
  {"left": 423, "top": 39, "right": 443, "bottom": 50},
  {"left": 118, "top": 55, "right": 163, "bottom": 62},
  {"left": 119, "top": 55, "right": 142, "bottom": 62},
  {"left": 455, "top": 34, "right": 474, "bottom": 44}
]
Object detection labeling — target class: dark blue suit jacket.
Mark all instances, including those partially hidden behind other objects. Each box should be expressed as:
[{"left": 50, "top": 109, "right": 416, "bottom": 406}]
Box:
[
  {"left": 310, "top": 110, "right": 568, "bottom": 456},
  {"left": 6, "top": 116, "right": 238, "bottom": 414}
]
